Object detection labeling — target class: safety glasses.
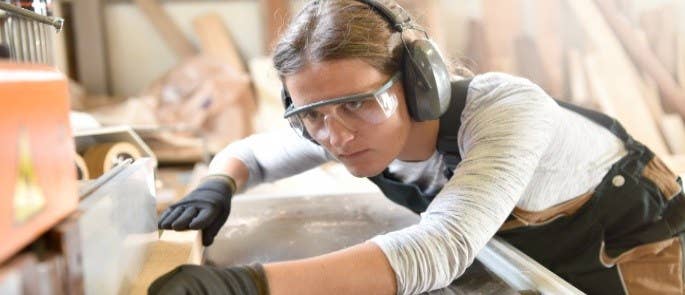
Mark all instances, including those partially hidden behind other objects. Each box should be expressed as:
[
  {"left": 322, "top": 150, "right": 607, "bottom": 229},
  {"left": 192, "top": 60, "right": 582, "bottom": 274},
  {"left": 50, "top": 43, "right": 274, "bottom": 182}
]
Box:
[{"left": 284, "top": 73, "right": 401, "bottom": 141}]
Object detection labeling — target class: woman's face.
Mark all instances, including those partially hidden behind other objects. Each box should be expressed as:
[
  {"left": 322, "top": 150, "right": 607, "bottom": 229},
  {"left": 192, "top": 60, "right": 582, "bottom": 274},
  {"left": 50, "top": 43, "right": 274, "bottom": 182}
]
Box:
[{"left": 284, "top": 59, "right": 412, "bottom": 177}]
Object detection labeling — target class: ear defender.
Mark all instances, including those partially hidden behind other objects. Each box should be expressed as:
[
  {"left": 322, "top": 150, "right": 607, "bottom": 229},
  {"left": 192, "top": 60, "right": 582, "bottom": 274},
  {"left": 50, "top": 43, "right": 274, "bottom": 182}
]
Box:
[
  {"left": 402, "top": 38, "right": 451, "bottom": 121},
  {"left": 280, "top": 0, "right": 452, "bottom": 122}
]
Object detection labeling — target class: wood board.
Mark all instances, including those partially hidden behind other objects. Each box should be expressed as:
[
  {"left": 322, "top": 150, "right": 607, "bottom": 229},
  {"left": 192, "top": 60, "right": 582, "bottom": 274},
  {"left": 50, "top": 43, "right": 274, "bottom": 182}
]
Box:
[
  {"left": 595, "top": 0, "right": 685, "bottom": 120},
  {"left": 193, "top": 13, "right": 246, "bottom": 72},
  {"left": 568, "top": 0, "right": 669, "bottom": 157},
  {"left": 129, "top": 230, "right": 203, "bottom": 295},
  {"left": 133, "top": 0, "right": 196, "bottom": 59}
]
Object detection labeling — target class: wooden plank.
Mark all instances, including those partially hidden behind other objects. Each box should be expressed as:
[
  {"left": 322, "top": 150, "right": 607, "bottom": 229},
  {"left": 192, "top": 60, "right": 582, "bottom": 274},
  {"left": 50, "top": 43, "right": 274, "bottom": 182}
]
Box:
[
  {"left": 654, "top": 5, "right": 677, "bottom": 78},
  {"left": 261, "top": 0, "right": 290, "bottom": 51},
  {"left": 248, "top": 57, "right": 291, "bottom": 132},
  {"left": 133, "top": 0, "right": 196, "bottom": 59},
  {"left": 613, "top": 0, "right": 632, "bottom": 17},
  {"left": 567, "top": 49, "right": 591, "bottom": 107},
  {"left": 661, "top": 114, "right": 685, "bottom": 154},
  {"left": 464, "top": 19, "right": 492, "bottom": 74},
  {"left": 583, "top": 53, "right": 617, "bottom": 117},
  {"left": 192, "top": 13, "right": 246, "bottom": 72},
  {"left": 639, "top": 4, "right": 677, "bottom": 78},
  {"left": 482, "top": 0, "right": 522, "bottom": 73},
  {"left": 514, "top": 35, "right": 553, "bottom": 94},
  {"left": 640, "top": 75, "right": 664, "bottom": 121},
  {"left": 568, "top": 0, "right": 669, "bottom": 157},
  {"left": 51, "top": 2, "right": 69, "bottom": 77},
  {"left": 560, "top": 0, "right": 590, "bottom": 53},
  {"left": 595, "top": 0, "right": 685, "bottom": 121},
  {"left": 72, "top": 0, "right": 110, "bottom": 95},
  {"left": 678, "top": 32, "right": 685, "bottom": 89},
  {"left": 129, "top": 230, "right": 203, "bottom": 295},
  {"left": 632, "top": 28, "right": 669, "bottom": 120},
  {"left": 525, "top": 0, "right": 564, "bottom": 98},
  {"left": 192, "top": 13, "right": 257, "bottom": 152}
]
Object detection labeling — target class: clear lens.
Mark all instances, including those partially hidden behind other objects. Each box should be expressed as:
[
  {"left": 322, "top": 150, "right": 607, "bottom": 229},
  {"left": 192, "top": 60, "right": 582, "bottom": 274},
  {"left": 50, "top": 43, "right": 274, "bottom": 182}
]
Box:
[
  {"left": 284, "top": 73, "right": 401, "bottom": 141},
  {"left": 292, "top": 90, "right": 399, "bottom": 141}
]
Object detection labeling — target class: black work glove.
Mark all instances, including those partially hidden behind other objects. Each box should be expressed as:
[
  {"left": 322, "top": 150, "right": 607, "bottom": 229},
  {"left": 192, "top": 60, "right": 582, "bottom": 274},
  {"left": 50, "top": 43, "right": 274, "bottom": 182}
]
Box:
[
  {"left": 158, "top": 174, "right": 236, "bottom": 246},
  {"left": 148, "top": 264, "right": 269, "bottom": 295}
]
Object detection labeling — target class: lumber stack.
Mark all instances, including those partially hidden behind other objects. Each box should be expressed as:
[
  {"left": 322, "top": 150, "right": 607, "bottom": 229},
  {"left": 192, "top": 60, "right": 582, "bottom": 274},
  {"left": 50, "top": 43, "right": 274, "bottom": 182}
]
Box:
[
  {"left": 80, "top": 0, "right": 685, "bottom": 173},
  {"left": 469, "top": 0, "right": 685, "bottom": 173},
  {"left": 95, "top": 0, "right": 259, "bottom": 164}
]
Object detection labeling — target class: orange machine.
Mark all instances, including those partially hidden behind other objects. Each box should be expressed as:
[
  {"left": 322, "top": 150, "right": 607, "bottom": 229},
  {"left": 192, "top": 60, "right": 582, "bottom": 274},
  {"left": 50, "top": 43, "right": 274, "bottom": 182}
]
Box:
[{"left": 0, "top": 62, "right": 78, "bottom": 263}]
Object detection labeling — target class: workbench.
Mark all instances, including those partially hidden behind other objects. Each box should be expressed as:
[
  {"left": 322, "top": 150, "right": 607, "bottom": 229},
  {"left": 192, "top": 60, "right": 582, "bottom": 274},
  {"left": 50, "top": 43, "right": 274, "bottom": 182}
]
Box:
[{"left": 206, "top": 193, "right": 583, "bottom": 294}]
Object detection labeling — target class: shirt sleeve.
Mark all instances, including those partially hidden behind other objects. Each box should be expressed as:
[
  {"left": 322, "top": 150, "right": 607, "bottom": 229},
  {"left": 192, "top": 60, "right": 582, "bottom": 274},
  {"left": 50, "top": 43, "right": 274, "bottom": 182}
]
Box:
[
  {"left": 209, "top": 127, "right": 334, "bottom": 190},
  {"left": 370, "top": 73, "right": 561, "bottom": 295}
]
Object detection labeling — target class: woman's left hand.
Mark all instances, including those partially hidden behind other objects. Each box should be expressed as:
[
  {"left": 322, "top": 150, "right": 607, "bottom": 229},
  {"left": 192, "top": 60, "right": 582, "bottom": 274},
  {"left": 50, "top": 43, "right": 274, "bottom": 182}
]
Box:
[{"left": 148, "top": 264, "right": 269, "bottom": 295}]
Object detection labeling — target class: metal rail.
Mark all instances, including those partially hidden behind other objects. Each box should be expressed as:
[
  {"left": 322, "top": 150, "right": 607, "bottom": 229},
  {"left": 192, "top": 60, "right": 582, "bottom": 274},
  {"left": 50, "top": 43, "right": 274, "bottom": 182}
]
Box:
[
  {"left": 0, "top": 2, "right": 64, "bottom": 64},
  {"left": 0, "top": 2, "right": 63, "bottom": 32}
]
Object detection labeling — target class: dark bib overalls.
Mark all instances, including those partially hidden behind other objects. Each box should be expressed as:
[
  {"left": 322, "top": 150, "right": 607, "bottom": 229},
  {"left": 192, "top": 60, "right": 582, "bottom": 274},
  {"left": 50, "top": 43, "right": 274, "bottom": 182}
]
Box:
[{"left": 368, "top": 79, "right": 685, "bottom": 294}]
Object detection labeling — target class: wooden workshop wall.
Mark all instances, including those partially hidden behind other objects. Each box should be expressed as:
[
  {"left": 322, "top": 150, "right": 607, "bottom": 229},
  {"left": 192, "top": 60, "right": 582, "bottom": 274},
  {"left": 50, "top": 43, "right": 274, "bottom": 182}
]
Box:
[
  {"left": 103, "top": 0, "right": 474, "bottom": 97},
  {"left": 102, "top": 0, "right": 685, "bottom": 97},
  {"left": 105, "top": 1, "right": 264, "bottom": 97}
]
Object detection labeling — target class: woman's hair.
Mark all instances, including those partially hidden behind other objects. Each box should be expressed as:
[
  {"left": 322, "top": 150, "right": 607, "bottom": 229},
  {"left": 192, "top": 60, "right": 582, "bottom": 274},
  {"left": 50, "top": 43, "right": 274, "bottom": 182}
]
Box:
[
  {"left": 273, "top": 0, "right": 407, "bottom": 78},
  {"left": 272, "top": 0, "right": 470, "bottom": 79}
]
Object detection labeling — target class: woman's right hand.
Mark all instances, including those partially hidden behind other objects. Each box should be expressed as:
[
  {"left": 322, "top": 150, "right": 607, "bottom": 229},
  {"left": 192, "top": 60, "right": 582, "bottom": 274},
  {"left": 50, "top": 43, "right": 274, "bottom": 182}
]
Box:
[{"left": 158, "top": 174, "right": 236, "bottom": 246}]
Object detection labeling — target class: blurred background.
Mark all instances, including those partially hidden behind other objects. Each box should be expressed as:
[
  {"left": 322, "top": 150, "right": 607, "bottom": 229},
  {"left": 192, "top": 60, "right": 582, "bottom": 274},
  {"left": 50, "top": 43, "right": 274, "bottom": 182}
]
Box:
[
  {"left": 56, "top": 0, "right": 685, "bottom": 168},
  {"left": 2, "top": 0, "right": 685, "bottom": 294}
]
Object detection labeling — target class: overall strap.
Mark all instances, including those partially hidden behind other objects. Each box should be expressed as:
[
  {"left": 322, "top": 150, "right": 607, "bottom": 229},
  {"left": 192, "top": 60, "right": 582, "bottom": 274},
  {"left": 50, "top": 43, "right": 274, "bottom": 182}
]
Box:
[
  {"left": 437, "top": 79, "right": 634, "bottom": 180},
  {"left": 437, "top": 78, "right": 472, "bottom": 179},
  {"left": 366, "top": 78, "right": 474, "bottom": 214}
]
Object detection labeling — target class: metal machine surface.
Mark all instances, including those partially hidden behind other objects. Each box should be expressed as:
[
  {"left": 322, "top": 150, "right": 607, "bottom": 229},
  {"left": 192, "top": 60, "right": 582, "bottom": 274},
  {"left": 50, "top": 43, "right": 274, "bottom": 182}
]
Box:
[
  {"left": 207, "top": 193, "right": 582, "bottom": 294},
  {"left": 77, "top": 158, "right": 158, "bottom": 295}
]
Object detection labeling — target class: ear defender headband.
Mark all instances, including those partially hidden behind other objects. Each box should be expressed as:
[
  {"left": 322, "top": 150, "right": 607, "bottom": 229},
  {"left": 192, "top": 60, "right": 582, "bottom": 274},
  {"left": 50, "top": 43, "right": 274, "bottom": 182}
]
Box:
[{"left": 281, "top": 0, "right": 452, "bottom": 122}]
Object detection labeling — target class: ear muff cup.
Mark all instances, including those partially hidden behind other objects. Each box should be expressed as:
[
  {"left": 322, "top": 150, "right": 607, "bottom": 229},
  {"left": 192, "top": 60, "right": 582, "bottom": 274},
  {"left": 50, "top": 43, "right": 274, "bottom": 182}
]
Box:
[{"left": 402, "top": 39, "right": 451, "bottom": 121}]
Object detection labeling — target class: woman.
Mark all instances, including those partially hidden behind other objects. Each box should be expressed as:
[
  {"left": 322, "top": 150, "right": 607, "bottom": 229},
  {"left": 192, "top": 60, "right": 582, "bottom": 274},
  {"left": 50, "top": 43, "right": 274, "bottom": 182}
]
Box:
[{"left": 152, "top": 0, "right": 685, "bottom": 294}]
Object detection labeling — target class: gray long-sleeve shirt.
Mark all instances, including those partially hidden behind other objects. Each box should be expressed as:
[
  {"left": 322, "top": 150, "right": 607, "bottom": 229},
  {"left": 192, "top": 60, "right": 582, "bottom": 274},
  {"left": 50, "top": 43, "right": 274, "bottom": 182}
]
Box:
[{"left": 211, "top": 72, "right": 627, "bottom": 294}]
